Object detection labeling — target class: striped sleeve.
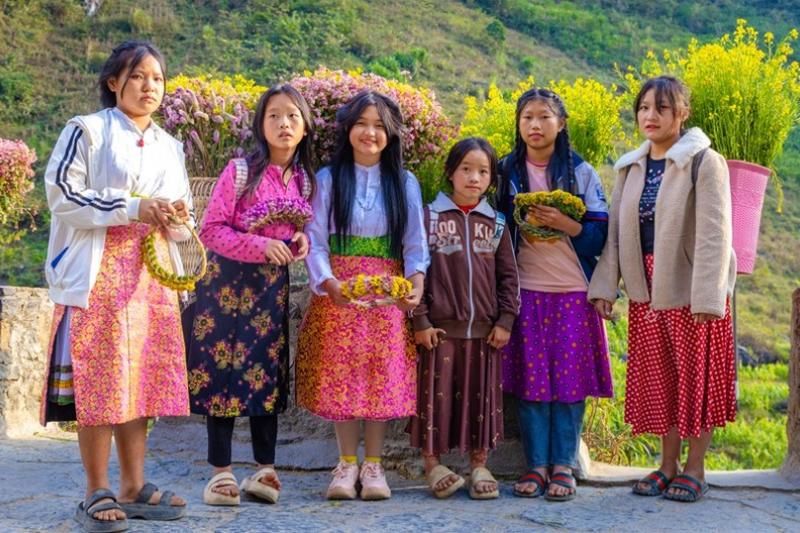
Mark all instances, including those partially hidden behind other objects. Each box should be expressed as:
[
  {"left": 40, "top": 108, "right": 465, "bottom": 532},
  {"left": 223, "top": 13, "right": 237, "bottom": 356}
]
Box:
[{"left": 45, "top": 125, "right": 137, "bottom": 230}]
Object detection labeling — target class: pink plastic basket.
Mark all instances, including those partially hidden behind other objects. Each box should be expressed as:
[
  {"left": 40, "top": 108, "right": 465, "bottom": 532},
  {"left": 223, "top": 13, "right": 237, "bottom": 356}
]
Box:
[{"left": 727, "top": 160, "right": 770, "bottom": 275}]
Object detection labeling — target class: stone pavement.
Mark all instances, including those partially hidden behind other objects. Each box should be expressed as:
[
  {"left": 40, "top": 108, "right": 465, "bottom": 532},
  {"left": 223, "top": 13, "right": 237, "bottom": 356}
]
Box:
[{"left": 1, "top": 418, "right": 799, "bottom": 532}]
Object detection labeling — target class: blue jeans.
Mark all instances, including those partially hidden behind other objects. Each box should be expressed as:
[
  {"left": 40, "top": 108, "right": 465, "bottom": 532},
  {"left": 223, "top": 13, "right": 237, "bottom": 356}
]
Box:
[{"left": 517, "top": 399, "right": 586, "bottom": 469}]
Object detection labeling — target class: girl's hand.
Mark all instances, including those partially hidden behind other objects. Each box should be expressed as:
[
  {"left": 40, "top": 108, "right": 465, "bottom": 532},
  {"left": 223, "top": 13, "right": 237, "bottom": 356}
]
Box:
[
  {"left": 397, "top": 286, "right": 422, "bottom": 312},
  {"left": 693, "top": 312, "right": 719, "bottom": 323},
  {"left": 171, "top": 199, "right": 190, "bottom": 223},
  {"left": 397, "top": 272, "right": 424, "bottom": 312},
  {"left": 414, "top": 327, "right": 447, "bottom": 350},
  {"left": 487, "top": 325, "right": 511, "bottom": 349},
  {"left": 264, "top": 238, "right": 294, "bottom": 265},
  {"left": 138, "top": 198, "right": 176, "bottom": 227},
  {"left": 290, "top": 231, "right": 310, "bottom": 261},
  {"left": 593, "top": 299, "right": 615, "bottom": 320},
  {"left": 322, "top": 278, "right": 350, "bottom": 307},
  {"left": 529, "top": 205, "right": 582, "bottom": 237}
]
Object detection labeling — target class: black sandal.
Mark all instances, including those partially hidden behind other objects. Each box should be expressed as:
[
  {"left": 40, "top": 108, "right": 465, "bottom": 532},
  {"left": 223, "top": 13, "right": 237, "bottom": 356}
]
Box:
[
  {"left": 663, "top": 474, "right": 709, "bottom": 503},
  {"left": 74, "top": 488, "right": 129, "bottom": 532},
  {"left": 118, "top": 482, "right": 186, "bottom": 521},
  {"left": 513, "top": 470, "right": 547, "bottom": 498},
  {"left": 544, "top": 471, "right": 577, "bottom": 502},
  {"left": 632, "top": 470, "right": 672, "bottom": 496}
]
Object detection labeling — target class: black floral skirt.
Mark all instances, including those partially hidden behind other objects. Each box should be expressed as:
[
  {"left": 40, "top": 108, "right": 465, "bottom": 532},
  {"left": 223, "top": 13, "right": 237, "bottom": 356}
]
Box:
[{"left": 186, "top": 253, "right": 289, "bottom": 417}]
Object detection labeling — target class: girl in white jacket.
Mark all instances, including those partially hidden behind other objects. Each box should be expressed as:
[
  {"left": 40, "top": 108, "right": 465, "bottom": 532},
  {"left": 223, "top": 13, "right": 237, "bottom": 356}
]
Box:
[{"left": 41, "top": 41, "right": 191, "bottom": 532}]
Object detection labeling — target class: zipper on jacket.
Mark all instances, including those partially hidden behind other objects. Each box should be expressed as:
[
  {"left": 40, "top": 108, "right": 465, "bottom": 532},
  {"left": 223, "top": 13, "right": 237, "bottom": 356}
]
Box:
[
  {"left": 565, "top": 237, "right": 590, "bottom": 287},
  {"left": 463, "top": 211, "right": 475, "bottom": 337}
]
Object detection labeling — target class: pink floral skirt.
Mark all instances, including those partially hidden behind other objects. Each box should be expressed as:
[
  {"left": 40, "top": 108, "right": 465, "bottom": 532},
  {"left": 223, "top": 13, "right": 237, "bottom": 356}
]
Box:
[
  {"left": 296, "top": 255, "right": 416, "bottom": 421},
  {"left": 41, "top": 224, "right": 189, "bottom": 426}
]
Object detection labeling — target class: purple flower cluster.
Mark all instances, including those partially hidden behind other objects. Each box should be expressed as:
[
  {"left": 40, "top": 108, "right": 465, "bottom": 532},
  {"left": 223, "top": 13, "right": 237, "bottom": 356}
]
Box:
[
  {"left": 241, "top": 197, "right": 314, "bottom": 232},
  {"left": 157, "top": 81, "right": 257, "bottom": 177},
  {"left": 289, "top": 68, "right": 457, "bottom": 171}
]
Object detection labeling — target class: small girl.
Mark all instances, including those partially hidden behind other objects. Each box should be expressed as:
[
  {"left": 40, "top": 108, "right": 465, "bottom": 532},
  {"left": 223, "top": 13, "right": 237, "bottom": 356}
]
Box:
[
  {"left": 408, "top": 137, "right": 520, "bottom": 500},
  {"left": 297, "top": 90, "right": 428, "bottom": 501},
  {"left": 185, "top": 84, "right": 315, "bottom": 506},
  {"left": 41, "top": 41, "right": 190, "bottom": 531},
  {"left": 498, "top": 88, "right": 613, "bottom": 501}
]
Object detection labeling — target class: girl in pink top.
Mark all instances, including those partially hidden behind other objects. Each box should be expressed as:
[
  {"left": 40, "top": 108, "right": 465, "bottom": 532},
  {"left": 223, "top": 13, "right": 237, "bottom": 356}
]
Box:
[{"left": 186, "top": 85, "right": 316, "bottom": 506}]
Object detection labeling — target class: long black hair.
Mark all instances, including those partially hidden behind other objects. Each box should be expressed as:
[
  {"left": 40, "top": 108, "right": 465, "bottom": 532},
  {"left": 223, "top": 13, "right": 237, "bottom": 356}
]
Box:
[
  {"left": 244, "top": 84, "right": 316, "bottom": 198},
  {"left": 500, "top": 88, "right": 577, "bottom": 200},
  {"left": 330, "top": 90, "right": 407, "bottom": 258},
  {"left": 444, "top": 137, "right": 499, "bottom": 191},
  {"left": 98, "top": 40, "right": 166, "bottom": 109}
]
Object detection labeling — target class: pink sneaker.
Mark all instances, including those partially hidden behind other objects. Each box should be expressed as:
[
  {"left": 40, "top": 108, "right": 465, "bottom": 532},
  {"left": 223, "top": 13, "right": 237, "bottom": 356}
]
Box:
[
  {"left": 359, "top": 461, "right": 391, "bottom": 500},
  {"left": 326, "top": 461, "right": 359, "bottom": 500}
]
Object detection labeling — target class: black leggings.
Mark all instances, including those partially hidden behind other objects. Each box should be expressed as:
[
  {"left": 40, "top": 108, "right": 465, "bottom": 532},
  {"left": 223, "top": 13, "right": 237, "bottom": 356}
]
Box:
[{"left": 206, "top": 415, "right": 278, "bottom": 467}]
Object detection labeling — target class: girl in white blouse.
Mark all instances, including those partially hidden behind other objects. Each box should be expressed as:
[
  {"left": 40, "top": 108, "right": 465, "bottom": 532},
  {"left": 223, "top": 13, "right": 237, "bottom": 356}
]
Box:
[{"left": 297, "top": 90, "right": 428, "bottom": 501}]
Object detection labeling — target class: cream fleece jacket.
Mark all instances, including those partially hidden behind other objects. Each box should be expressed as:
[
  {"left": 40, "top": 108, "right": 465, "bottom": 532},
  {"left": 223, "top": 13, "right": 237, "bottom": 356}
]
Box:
[{"left": 588, "top": 128, "right": 736, "bottom": 317}]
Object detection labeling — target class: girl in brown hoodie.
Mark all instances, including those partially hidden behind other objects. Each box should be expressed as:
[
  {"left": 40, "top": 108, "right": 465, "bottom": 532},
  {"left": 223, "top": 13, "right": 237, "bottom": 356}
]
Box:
[{"left": 408, "top": 137, "right": 520, "bottom": 500}]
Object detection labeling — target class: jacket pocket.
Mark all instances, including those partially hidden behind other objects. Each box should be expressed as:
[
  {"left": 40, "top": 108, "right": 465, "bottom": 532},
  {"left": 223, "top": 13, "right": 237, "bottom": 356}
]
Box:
[{"left": 50, "top": 246, "right": 70, "bottom": 269}]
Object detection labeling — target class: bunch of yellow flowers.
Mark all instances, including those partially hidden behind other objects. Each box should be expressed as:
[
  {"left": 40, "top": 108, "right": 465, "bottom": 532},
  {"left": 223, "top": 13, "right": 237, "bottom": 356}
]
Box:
[
  {"left": 142, "top": 223, "right": 207, "bottom": 292},
  {"left": 340, "top": 274, "right": 413, "bottom": 304},
  {"left": 513, "top": 190, "right": 586, "bottom": 242}
]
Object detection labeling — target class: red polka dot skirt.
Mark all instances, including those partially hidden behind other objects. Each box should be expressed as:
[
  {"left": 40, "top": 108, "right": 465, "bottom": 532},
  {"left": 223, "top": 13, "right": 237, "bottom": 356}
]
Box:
[{"left": 625, "top": 254, "right": 737, "bottom": 438}]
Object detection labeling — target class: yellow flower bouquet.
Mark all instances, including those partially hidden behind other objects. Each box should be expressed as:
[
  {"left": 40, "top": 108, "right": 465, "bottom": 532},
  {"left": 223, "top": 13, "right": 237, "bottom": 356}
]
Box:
[
  {"left": 513, "top": 190, "right": 586, "bottom": 243},
  {"left": 142, "top": 218, "right": 207, "bottom": 291},
  {"left": 339, "top": 274, "right": 413, "bottom": 308}
]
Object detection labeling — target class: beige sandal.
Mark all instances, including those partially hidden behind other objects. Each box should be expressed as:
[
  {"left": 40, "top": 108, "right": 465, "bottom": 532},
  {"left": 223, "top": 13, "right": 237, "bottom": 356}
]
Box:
[
  {"left": 469, "top": 467, "right": 500, "bottom": 500},
  {"left": 426, "top": 464, "right": 465, "bottom": 499},
  {"left": 203, "top": 471, "right": 240, "bottom": 506},
  {"left": 240, "top": 466, "right": 280, "bottom": 504}
]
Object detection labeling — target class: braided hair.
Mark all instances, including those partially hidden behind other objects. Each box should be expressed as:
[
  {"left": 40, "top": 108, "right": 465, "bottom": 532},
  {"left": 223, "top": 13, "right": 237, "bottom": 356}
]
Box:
[{"left": 504, "top": 88, "right": 577, "bottom": 197}]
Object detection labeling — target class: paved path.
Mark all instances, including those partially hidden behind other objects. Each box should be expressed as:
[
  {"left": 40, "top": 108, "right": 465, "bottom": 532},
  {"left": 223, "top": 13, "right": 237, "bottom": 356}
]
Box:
[{"left": 1, "top": 420, "right": 799, "bottom": 532}]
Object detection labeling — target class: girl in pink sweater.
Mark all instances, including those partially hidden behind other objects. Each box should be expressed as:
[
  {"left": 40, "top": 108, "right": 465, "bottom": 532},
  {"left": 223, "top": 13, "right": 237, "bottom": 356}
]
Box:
[{"left": 186, "top": 85, "right": 316, "bottom": 506}]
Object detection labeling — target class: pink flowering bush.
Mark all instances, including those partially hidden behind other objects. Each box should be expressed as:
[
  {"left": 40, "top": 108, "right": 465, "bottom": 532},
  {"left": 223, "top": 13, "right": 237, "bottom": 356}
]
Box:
[
  {"left": 0, "top": 138, "right": 37, "bottom": 226},
  {"left": 290, "top": 67, "right": 457, "bottom": 197},
  {"left": 157, "top": 75, "right": 266, "bottom": 177}
]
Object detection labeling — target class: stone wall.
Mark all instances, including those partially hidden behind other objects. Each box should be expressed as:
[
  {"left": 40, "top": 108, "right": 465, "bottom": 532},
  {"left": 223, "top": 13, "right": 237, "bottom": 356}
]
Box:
[
  {"left": 0, "top": 286, "right": 53, "bottom": 437},
  {"left": 780, "top": 288, "right": 800, "bottom": 479}
]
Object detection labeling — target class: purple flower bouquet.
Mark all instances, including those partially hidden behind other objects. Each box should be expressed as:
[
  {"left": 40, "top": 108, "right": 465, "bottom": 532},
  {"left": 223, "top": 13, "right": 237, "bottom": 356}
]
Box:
[{"left": 240, "top": 197, "right": 313, "bottom": 232}]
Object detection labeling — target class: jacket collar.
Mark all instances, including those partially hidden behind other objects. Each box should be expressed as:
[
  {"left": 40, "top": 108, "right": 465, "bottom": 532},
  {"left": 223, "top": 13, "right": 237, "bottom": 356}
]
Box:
[
  {"left": 430, "top": 191, "right": 495, "bottom": 218},
  {"left": 614, "top": 127, "right": 711, "bottom": 171},
  {"left": 110, "top": 106, "right": 163, "bottom": 139}
]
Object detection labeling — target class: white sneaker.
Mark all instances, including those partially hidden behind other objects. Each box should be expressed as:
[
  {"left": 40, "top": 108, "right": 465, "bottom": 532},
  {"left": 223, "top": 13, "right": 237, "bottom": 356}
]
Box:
[
  {"left": 359, "top": 461, "right": 391, "bottom": 500},
  {"left": 326, "top": 461, "right": 359, "bottom": 500}
]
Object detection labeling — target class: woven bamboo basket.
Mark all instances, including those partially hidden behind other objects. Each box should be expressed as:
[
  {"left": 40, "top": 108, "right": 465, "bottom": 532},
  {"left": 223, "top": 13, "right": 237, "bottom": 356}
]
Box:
[{"left": 177, "top": 176, "right": 218, "bottom": 276}]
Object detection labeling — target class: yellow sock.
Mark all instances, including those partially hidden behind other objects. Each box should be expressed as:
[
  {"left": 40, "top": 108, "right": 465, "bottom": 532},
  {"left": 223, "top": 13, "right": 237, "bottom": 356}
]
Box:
[
  {"left": 364, "top": 456, "right": 381, "bottom": 464},
  {"left": 340, "top": 455, "right": 358, "bottom": 464}
]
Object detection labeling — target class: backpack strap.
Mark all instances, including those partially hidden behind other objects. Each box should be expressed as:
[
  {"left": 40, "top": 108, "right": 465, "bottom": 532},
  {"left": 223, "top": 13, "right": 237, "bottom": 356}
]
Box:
[
  {"left": 492, "top": 211, "right": 506, "bottom": 252},
  {"left": 299, "top": 166, "right": 312, "bottom": 200},
  {"left": 232, "top": 158, "right": 248, "bottom": 200},
  {"left": 690, "top": 148, "right": 708, "bottom": 186}
]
